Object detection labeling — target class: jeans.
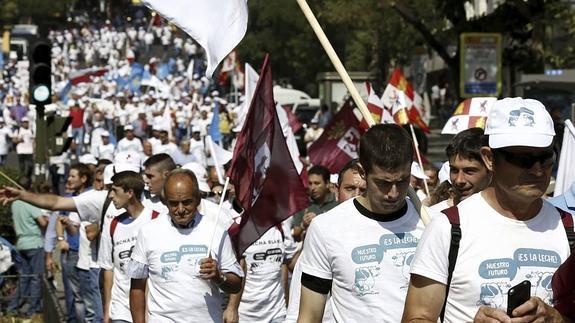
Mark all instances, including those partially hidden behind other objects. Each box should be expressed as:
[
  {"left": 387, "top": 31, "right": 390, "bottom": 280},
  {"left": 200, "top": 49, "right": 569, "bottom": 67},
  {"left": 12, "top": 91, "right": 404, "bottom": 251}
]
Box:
[
  {"left": 62, "top": 250, "right": 85, "bottom": 322},
  {"left": 71, "top": 127, "right": 85, "bottom": 156},
  {"left": 7, "top": 248, "right": 43, "bottom": 316},
  {"left": 78, "top": 267, "right": 103, "bottom": 323},
  {"left": 17, "top": 154, "right": 34, "bottom": 178}
]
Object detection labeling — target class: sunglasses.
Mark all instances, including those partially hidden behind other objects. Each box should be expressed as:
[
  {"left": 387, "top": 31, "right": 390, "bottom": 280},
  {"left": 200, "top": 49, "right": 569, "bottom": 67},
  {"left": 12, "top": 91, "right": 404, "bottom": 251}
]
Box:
[{"left": 494, "top": 149, "right": 555, "bottom": 169}]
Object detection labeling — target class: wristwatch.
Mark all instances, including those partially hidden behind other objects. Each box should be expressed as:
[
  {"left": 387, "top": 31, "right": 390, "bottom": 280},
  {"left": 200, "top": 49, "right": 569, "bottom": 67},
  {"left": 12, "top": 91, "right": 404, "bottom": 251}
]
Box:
[{"left": 57, "top": 236, "right": 65, "bottom": 241}]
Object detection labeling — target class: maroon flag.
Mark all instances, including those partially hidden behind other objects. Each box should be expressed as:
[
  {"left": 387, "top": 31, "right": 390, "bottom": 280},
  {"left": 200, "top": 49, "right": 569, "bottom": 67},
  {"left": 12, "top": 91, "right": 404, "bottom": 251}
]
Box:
[
  {"left": 227, "top": 55, "right": 309, "bottom": 256},
  {"left": 308, "top": 102, "right": 365, "bottom": 173}
]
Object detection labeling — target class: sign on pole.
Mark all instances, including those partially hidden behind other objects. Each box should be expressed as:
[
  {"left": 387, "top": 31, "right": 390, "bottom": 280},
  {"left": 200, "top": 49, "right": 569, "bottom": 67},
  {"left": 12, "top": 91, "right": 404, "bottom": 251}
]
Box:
[{"left": 460, "top": 33, "right": 502, "bottom": 98}]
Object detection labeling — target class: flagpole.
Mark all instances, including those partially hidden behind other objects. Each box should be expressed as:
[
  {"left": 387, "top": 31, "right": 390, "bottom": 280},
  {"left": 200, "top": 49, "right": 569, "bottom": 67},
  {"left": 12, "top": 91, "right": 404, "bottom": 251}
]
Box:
[
  {"left": 409, "top": 124, "right": 430, "bottom": 198},
  {"left": 208, "top": 176, "right": 230, "bottom": 256},
  {"left": 295, "top": 0, "right": 374, "bottom": 127}
]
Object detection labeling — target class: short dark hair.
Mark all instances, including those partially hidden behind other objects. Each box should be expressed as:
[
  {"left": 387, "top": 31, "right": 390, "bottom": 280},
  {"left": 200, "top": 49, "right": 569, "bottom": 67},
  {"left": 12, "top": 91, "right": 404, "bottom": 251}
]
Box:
[
  {"left": 162, "top": 169, "right": 201, "bottom": 203},
  {"left": 111, "top": 171, "right": 145, "bottom": 198},
  {"left": 143, "top": 153, "right": 177, "bottom": 173},
  {"left": 445, "top": 128, "right": 488, "bottom": 164},
  {"left": 308, "top": 165, "right": 330, "bottom": 183},
  {"left": 71, "top": 163, "right": 93, "bottom": 187},
  {"left": 359, "top": 124, "right": 413, "bottom": 174},
  {"left": 337, "top": 158, "right": 360, "bottom": 186}
]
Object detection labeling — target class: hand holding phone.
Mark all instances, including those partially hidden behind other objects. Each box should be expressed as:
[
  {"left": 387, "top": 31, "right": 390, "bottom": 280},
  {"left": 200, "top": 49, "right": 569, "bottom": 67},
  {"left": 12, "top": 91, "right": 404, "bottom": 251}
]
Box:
[{"left": 507, "top": 280, "right": 531, "bottom": 317}]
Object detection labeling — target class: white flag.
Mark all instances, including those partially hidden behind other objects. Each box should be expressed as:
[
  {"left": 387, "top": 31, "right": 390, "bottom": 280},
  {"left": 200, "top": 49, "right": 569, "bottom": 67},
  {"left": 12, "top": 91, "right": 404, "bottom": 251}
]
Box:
[
  {"left": 142, "top": 0, "right": 248, "bottom": 78},
  {"left": 554, "top": 119, "right": 575, "bottom": 196},
  {"left": 233, "top": 62, "right": 259, "bottom": 132},
  {"left": 206, "top": 135, "right": 233, "bottom": 185}
]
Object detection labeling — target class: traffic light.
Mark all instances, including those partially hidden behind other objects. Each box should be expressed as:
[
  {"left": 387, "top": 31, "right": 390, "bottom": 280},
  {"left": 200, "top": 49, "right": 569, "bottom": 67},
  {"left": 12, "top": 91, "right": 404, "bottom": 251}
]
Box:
[
  {"left": 29, "top": 40, "right": 51, "bottom": 106},
  {"left": 46, "top": 113, "right": 72, "bottom": 156}
]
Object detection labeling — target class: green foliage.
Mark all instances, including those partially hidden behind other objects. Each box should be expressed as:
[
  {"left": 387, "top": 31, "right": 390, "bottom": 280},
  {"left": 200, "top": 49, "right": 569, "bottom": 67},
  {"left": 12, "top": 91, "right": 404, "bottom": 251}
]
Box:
[{"left": 0, "top": 0, "right": 73, "bottom": 25}]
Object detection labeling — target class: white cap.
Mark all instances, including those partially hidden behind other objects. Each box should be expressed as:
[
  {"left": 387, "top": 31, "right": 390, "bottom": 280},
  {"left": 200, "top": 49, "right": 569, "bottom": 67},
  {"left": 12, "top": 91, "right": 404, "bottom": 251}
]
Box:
[
  {"left": 100, "top": 130, "right": 110, "bottom": 137},
  {"left": 411, "top": 162, "right": 429, "bottom": 180},
  {"left": 191, "top": 125, "right": 201, "bottom": 133},
  {"left": 114, "top": 151, "right": 142, "bottom": 170},
  {"left": 485, "top": 97, "right": 555, "bottom": 149},
  {"left": 182, "top": 162, "right": 210, "bottom": 192},
  {"left": 103, "top": 163, "right": 141, "bottom": 185},
  {"left": 438, "top": 161, "right": 451, "bottom": 184},
  {"left": 124, "top": 125, "right": 134, "bottom": 131},
  {"left": 79, "top": 154, "right": 98, "bottom": 166}
]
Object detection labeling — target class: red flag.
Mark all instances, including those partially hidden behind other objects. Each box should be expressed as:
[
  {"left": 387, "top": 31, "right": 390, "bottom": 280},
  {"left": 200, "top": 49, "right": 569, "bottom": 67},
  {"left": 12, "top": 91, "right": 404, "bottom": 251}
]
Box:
[
  {"left": 359, "top": 82, "right": 384, "bottom": 130},
  {"left": 69, "top": 67, "right": 109, "bottom": 85},
  {"left": 283, "top": 106, "right": 303, "bottom": 133},
  {"left": 308, "top": 102, "right": 365, "bottom": 174},
  {"left": 227, "top": 55, "right": 309, "bottom": 256}
]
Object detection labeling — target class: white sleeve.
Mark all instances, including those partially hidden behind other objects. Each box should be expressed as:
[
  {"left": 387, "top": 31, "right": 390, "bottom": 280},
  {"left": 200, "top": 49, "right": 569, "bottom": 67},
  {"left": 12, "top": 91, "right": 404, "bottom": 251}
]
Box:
[
  {"left": 72, "top": 190, "right": 108, "bottom": 224},
  {"left": 129, "top": 227, "right": 148, "bottom": 266},
  {"left": 299, "top": 219, "right": 332, "bottom": 280},
  {"left": 98, "top": 220, "right": 114, "bottom": 270},
  {"left": 409, "top": 214, "right": 452, "bottom": 285},
  {"left": 216, "top": 230, "right": 244, "bottom": 278}
]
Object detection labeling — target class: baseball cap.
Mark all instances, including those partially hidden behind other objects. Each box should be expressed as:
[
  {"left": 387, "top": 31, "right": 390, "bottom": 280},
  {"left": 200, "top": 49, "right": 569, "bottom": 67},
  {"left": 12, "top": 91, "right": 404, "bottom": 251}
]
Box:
[
  {"left": 182, "top": 162, "right": 210, "bottom": 192},
  {"left": 124, "top": 125, "right": 134, "bottom": 131},
  {"left": 103, "top": 163, "right": 141, "bottom": 185},
  {"left": 21, "top": 117, "right": 29, "bottom": 122},
  {"left": 100, "top": 130, "right": 110, "bottom": 137},
  {"left": 411, "top": 162, "right": 429, "bottom": 180},
  {"left": 485, "top": 97, "right": 555, "bottom": 149},
  {"left": 79, "top": 154, "right": 98, "bottom": 166},
  {"left": 191, "top": 125, "right": 201, "bottom": 133},
  {"left": 114, "top": 151, "right": 142, "bottom": 170}
]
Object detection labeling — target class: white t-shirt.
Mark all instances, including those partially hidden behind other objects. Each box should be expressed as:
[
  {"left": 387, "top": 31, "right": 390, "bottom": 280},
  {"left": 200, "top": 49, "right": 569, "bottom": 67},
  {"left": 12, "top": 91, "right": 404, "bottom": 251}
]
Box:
[
  {"left": 299, "top": 198, "right": 425, "bottom": 322},
  {"left": 0, "top": 127, "right": 13, "bottom": 155},
  {"left": 428, "top": 199, "right": 450, "bottom": 217},
  {"left": 73, "top": 189, "right": 122, "bottom": 225},
  {"left": 116, "top": 137, "right": 143, "bottom": 154},
  {"left": 15, "top": 127, "right": 34, "bottom": 155},
  {"left": 97, "top": 143, "right": 115, "bottom": 161},
  {"left": 153, "top": 142, "right": 178, "bottom": 157},
  {"left": 99, "top": 207, "right": 160, "bottom": 321},
  {"left": 410, "top": 193, "right": 572, "bottom": 322},
  {"left": 239, "top": 226, "right": 296, "bottom": 322},
  {"left": 130, "top": 213, "right": 243, "bottom": 323}
]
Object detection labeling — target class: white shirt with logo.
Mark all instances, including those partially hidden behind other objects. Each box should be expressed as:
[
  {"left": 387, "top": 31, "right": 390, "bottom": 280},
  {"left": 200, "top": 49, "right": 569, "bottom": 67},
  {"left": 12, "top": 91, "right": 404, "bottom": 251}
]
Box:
[
  {"left": 239, "top": 226, "right": 296, "bottom": 322},
  {"left": 99, "top": 207, "right": 159, "bottom": 321},
  {"left": 299, "top": 198, "right": 425, "bottom": 322},
  {"left": 410, "top": 193, "right": 571, "bottom": 322},
  {"left": 130, "top": 212, "right": 243, "bottom": 322}
]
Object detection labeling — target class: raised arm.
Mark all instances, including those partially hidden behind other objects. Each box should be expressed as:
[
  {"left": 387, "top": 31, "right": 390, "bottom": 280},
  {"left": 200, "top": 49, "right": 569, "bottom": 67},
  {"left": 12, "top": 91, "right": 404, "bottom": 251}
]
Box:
[{"left": 1, "top": 186, "right": 77, "bottom": 212}]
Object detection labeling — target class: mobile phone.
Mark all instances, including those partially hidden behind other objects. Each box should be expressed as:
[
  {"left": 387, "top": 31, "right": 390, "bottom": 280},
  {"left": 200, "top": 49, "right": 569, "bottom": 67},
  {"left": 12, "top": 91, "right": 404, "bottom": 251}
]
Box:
[{"left": 507, "top": 280, "right": 531, "bottom": 317}]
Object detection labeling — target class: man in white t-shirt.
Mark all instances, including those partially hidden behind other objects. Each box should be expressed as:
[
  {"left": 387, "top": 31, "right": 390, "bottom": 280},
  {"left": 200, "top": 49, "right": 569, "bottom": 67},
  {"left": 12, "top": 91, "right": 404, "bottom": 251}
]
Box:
[
  {"left": 403, "top": 98, "right": 571, "bottom": 322},
  {"left": 127, "top": 169, "right": 243, "bottom": 323},
  {"left": 152, "top": 129, "right": 178, "bottom": 157},
  {"left": 0, "top": 118, "right": 12, "bottom": 166},
  {"left": 297, "top": 124, "right": 425, "bottom": 322},
  {"left": 286, "top": 158, "right": 366, "bottom": 323},
  {"left": 99, "top": 171, "right": 160, "bottom": 323},
  {"left": 428, "top": 127, "right": 492, "bottom": 214},
  {"left": 14, "top": 117, "right": 34, "bottom": 178},
  {"left": 96, "top": 130, "right": 116, "bottom": 162},
  {"left": 115, "top": 125, "right": 143, "bottom": 154}
]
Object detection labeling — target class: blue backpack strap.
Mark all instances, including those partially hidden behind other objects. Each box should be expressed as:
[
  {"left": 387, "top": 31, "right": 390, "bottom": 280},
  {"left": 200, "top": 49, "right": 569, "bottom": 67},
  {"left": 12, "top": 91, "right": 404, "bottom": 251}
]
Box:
[
  {"left": 440, "top": 206, "right": 461, "bottom": 322},
  {"left": 556, "top": 207, "right": 575, "bottom": 253}
]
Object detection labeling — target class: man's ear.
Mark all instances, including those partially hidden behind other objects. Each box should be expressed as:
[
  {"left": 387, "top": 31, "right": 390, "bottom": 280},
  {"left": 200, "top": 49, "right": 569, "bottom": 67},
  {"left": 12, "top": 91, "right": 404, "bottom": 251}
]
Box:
[{"left": 480, "top": 147, "right": 494, "bottom": 172}]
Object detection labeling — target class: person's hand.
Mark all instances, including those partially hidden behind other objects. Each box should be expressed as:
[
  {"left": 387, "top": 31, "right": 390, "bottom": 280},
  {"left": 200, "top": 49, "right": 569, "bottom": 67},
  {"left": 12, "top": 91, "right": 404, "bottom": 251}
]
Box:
[
  {"left": 0, "top": 186, "right": 23, "bottom": 205},
  {"left": 222, "top": 307, "right": 239, "bottom": 323},
  {"left": 303, "top": 211, "right": 317, "bottom": 229},
  {"left": 103, "top": 313, "right": 111, "bottom": 323},
  {"left": 45, "top": 256, "right": 56, "bottom": 274},
  {"left": 57, "top": 240, "right": 70, "bottom": 252},
  {"left": 509, "top": 297, "right": 564, "bottom": 322},
  {"left": 474, "top": 306, "right": 511, "bottom": 323},
  {"left": 199, "top": 255, "right": 221, "bottom": 282}
]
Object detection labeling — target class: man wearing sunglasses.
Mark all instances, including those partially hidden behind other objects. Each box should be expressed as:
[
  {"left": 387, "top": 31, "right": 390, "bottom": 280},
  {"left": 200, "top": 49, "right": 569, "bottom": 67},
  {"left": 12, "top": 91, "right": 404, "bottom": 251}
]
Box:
[{"left": 403, "top": 98, "right": 571, "bottom": 322}]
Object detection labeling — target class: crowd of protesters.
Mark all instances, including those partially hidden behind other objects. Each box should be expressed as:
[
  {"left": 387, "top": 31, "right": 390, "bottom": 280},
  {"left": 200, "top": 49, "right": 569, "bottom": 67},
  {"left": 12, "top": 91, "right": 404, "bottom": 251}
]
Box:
[{"left": 0, "top": 10, "right": 573, "bottom": 323}]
